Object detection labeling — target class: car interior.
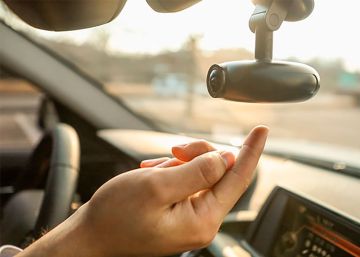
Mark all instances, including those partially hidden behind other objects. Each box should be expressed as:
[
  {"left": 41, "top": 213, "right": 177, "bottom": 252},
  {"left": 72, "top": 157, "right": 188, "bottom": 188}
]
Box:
[{"left": 0, "top": 0, "right": 359, "bottom": 256}]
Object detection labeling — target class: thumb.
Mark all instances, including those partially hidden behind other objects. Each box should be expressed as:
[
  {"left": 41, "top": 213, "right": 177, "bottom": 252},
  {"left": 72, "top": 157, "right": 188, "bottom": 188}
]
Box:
[{"left": 157, "top": 150, "right": 235, "bottom": 204}]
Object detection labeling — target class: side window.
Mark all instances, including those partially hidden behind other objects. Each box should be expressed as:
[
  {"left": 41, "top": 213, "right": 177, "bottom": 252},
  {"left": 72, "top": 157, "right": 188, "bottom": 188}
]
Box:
[{"left": 0, "top": 66, "right": 43, "bottom": 151}]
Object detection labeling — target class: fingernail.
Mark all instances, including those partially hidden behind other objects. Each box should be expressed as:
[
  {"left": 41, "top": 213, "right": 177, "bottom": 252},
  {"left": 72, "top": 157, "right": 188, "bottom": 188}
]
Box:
[
  {"left": 220, "top": 151, "right": 235, "bottom": 169},
  {"left": 172, "top": 143, "right": 188, "bottom": 149},
  {"left": 141, "top": 159, "right": 154, "bottom": 165},
  {"left": 140, "top": 158, "right": 160, "bottom": 166},
  {"left": 140, "top": 160, "right": 151, "bottom": 167}
]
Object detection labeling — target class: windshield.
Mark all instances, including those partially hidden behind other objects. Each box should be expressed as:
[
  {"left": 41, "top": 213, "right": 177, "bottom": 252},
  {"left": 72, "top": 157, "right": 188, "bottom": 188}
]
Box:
[{"left": 1, "top": 0, "right": 359, "bottom": 150}]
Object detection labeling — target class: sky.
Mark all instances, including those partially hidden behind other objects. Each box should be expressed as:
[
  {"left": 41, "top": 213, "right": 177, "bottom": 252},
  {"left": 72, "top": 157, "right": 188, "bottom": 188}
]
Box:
[{"left": 4, "top": 0, "right": 360, "bottom": 71}]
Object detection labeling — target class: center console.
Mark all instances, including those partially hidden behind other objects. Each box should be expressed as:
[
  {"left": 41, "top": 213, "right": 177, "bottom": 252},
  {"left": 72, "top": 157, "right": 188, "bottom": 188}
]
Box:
[
  {"left": 188, "top": 186, "right": 360, "bottom": 257},
  {"left": 247, "top": 187, "right": 360, "bottom": 257}
]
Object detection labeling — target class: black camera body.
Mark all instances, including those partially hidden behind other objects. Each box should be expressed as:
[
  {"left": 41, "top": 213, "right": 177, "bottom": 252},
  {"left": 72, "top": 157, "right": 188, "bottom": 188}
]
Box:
[
  {"left": 207, "top": 0, "right": 320, "bottom": 103},
  {"left": 207, "top": 60, "right": 320, "bottom": 103}
]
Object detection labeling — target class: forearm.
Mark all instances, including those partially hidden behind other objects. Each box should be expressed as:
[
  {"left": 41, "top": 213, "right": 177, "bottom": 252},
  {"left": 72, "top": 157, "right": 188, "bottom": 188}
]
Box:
[{"left": 16, "top": 204, "right": 102, "bottom": 257}]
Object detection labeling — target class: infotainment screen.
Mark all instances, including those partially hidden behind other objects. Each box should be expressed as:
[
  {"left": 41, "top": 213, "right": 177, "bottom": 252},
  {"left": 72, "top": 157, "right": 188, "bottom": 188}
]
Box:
[
  {"left": 271, "top": 197, "right": 360, "bottom": 257},
  {"left": 247, "top": 187, "right": 360, "bottom": 257}
]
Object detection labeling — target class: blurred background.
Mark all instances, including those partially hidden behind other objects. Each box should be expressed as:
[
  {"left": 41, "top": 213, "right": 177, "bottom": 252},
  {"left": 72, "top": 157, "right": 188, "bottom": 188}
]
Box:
[{"left": 1, "top": 0, "right": 360, "bottom": 152}]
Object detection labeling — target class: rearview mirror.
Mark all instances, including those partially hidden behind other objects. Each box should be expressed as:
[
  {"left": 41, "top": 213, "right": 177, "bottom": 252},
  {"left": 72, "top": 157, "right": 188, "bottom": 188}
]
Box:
[
  {"left": 146, "top": 0, "right": 201, "bottom": 13},
  {"left": 3, "top": 0, "right": 127, "bottom": 31},
  {"left": 3, "top": 0, "right": 204, "bottom": 31}
]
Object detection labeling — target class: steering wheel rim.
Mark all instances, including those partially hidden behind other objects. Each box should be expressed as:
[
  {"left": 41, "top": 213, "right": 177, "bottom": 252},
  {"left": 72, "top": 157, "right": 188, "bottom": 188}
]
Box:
[
  {"left": 0, "top": 124, "right": 80, "bottom": 246},
  {"left": 32, "top": 123, "right": 80, "bottom": 238}
]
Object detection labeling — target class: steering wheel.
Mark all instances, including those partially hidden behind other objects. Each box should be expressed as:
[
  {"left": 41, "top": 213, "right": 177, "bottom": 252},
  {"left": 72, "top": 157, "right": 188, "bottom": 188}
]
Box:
[
  {"left": 0, "top": 123, "right": 80, "bottom": 245},
  {"left": 33, "top": 123, "right": 80, "bottom": 236}
]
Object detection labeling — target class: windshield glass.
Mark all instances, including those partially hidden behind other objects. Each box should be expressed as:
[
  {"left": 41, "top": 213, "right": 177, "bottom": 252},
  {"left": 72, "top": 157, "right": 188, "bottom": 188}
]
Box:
[{"left": 1, "top": 0, "right": 359, "bottom": 150}]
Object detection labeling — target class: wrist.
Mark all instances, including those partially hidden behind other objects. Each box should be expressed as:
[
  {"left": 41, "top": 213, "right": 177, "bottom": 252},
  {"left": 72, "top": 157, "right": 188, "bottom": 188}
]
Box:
[{"left": 17, "top": 203, "right": 104, "bottom": 257}]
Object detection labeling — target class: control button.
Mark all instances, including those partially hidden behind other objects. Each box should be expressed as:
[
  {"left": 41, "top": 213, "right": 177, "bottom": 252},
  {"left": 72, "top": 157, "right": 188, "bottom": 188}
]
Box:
[
  {"left": 321, "top": 250, "right": 327, "bottom": 256},
  {"left": 312, "top": 245, "right": 318, "bottom": 252},
  {"left": 302, "top": 249, "right": 310, "bottom": 255},
  {"left": 305, "top": 239, "right": 311, "bottom": 248}
]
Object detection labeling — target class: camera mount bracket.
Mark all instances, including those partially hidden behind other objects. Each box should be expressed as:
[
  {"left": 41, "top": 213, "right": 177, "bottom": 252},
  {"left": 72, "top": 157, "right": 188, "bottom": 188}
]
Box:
[{"left": 249, "top": 0, "right": 314, "bottom": 61}]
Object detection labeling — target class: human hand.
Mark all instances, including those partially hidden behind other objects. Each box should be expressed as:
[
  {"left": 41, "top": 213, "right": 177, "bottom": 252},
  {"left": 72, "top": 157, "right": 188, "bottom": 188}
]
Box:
[{"left": 18, "top": 126, "right": 268, "bottom": 257}]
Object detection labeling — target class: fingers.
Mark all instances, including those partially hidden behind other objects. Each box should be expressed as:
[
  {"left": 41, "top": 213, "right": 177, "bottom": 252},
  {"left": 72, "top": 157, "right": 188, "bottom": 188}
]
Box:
[
  {"left": 140, "top": 157, "right": 170, "bottom": 168},
  {"left": 141, "top": 140, "right": 216, "bottom": 168},
  {"left": 156, "top": 158, "right": 184, "bottom": 168},
  {"left": 156, "top": 150, "right": 235, "bottom": 204},
  {"left": 141, "top": 157, "right": 184, "bottom": 169},
  {"left": 210, "top": 126, "right": 269, "bottom": 218},
  {"left": 172, "top": 140, "right": 216, "bottom": 162}
]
